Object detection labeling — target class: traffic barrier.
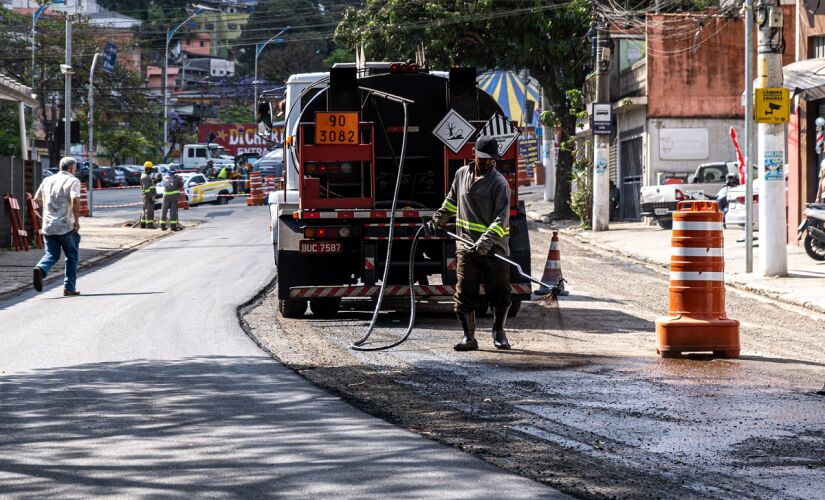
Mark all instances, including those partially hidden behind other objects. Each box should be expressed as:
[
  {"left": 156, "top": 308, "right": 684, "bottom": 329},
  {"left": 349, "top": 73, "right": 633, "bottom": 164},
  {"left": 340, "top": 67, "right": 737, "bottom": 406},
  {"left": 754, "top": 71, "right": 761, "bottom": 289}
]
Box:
[
  {"left": 79, "top": 183, "right": 89, "bottom": 217},
  {"left": 25, "top": 192, "right": 43, "bottom": 249},
  {"left": 3, "top": 193, "right": 29, "bottom": 251},
  {"left": 655, "top": 200, "right": 740, "bottom": 358},
  {"left": 246, "top": 171, "right": 265, "bottom": 206},
  {"left": 535, "top": 230, "right": 567, "bottom": 296},
  {"left": 263, "top": 176, "right": 275, "bottom": 193},
  {"left": 178, "top": 193, "right": 190, "bottom": 210}
]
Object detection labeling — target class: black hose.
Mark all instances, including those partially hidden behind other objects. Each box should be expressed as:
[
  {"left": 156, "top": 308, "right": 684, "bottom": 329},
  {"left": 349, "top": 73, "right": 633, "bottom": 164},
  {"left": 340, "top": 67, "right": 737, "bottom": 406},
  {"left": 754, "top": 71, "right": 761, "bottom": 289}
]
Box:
[{"left": 350, "top": 225, "right": 425, "bottom": 351}]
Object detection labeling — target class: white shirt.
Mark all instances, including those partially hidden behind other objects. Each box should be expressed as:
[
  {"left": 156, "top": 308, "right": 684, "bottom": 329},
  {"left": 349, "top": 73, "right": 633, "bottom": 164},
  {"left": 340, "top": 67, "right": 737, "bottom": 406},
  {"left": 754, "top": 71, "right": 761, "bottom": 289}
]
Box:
[{"left": 34, "top": 171, "right": 81, "bottom": 235}]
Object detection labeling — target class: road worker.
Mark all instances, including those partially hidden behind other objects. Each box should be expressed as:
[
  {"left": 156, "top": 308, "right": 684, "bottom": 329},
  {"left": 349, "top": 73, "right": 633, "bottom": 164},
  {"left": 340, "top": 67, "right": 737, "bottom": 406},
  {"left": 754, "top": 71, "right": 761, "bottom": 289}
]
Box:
[
  {"left": 426, "top": 136, "right": 512, "bottom": 351},
  {"left": 160, "top": 169, "right": 184, "bottom": 231},
  {"left": 140, "top": 161, "right": 157, "bottom": 229}
]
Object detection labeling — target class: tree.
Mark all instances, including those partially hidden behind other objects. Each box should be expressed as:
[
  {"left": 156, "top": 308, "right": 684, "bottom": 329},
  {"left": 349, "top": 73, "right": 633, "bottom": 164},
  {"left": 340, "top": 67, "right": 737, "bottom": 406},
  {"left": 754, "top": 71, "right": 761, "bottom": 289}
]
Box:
[
  {"left": 96, "top": 126, "right": 153, "bottom": 165},
  {"left": 335, "top": 0, "right": 592, "bottom": 218},
  {"left": 0, "top": 10, "right": 162, "bottom": 165},
  {"left": 217, "top": 105, "right": 254, "bottom": 124}
]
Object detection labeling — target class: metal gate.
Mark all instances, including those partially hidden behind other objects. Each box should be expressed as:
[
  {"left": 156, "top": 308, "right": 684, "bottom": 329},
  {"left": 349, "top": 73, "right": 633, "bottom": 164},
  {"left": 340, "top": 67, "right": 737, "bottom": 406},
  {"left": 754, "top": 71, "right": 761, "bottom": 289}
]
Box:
[{"left": 620, "top": 137, "right": 643, "bottom": 220}]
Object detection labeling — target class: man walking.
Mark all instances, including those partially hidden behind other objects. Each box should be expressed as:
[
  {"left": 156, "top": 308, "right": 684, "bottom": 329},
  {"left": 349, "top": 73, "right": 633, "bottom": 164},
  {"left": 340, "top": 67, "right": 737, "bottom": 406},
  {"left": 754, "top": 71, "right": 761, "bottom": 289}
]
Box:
[
  {"left": 32, "top": 156, "right": 82, "bottom": 296},
  {"left": 140, "top": 161, "right": 157, "bottom": 229},
  {"left": 426, "top": 136, "right": 512, "bottom": 351},
  {"left": 160, "top": 169, "right": 184, "bottom": 231}
]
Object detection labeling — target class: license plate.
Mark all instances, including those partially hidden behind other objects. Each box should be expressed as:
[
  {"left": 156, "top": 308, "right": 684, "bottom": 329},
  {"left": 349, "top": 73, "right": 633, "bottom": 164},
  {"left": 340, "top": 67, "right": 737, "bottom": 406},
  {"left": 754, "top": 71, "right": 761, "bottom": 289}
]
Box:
[
  {"left": 315, "top": 112, "right": 359, "bottom": 145},
  {"left": 654, "top": 208, "right": 669, "bottom": 215},
  {"left": 299, "top": 240, "right": 343, "bottom": 254}
]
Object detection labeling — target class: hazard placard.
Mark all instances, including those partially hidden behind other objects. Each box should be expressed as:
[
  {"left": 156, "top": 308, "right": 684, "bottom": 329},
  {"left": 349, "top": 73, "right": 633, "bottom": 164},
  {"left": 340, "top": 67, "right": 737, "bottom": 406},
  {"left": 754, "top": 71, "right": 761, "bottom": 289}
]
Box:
[
  {"left": 432, "top": 109, "right": 475, "bottom": 154},
  {"left": 755, "top": 88, "right": 790, "bottom": 124},
  {"left": 477, "top": 113, "right": 520, "bottom": 157}
]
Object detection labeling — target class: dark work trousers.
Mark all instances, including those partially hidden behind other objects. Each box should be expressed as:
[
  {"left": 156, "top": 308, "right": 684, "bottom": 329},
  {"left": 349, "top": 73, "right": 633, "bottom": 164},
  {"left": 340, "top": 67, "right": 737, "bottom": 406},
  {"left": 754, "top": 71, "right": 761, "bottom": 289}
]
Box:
[
  {"left": 454, "top": 248, "right": 511, "bottom": 313},
  {"left": 141, "top": 195, "right": 155, "bottom": 226},
  {"left": 160, "top": 193, "right": 180, "bottom": 229}
]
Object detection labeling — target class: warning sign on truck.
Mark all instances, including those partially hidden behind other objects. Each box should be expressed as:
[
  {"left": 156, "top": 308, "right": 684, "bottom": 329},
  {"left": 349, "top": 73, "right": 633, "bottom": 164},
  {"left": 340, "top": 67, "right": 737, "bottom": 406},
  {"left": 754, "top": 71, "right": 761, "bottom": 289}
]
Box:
[{"left": 755, "top": 88, "right": 790, "bottom": 124}]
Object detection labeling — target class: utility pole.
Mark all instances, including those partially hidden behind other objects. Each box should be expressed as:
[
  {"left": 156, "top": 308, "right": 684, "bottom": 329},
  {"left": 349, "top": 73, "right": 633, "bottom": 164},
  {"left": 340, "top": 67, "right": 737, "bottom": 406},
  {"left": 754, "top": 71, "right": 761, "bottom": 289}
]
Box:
[
  {"left": 744, "top": 0, "right": 755, "bottom": 272},
  {"left": 756, "top": 0, "right": 787, "bottom": 276},
  {"left": 592, "top": 21, "right": 611, "bottom": 232},
  {"left": 63, "top": 11, "right": 72, "bottom": 156},
  {"left": 253, "top": 27, "right": 289, "bottom": 120},
  {"left": 87, "top": 52, "right": 100, "bottom": 217}
]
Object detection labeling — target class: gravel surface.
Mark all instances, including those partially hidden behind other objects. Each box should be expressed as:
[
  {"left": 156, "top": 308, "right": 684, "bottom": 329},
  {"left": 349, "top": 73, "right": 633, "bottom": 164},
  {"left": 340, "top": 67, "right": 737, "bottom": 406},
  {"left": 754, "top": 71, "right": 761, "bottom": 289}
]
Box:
[{"left": 244, "top": 223, "right": 825, "bottom": 499}]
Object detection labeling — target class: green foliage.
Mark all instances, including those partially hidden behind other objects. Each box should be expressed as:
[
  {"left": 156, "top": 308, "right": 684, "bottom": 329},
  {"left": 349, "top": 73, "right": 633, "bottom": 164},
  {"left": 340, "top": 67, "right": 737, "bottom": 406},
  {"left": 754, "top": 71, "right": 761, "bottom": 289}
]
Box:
[
  {"left": 570, "top": 154, "right": 593, "bottom": 229},
  {"left": 323, "top": 47, "right": 355, "bottom": 67},
  {"left": 96, "top": 126, "right": 153, "bottom": 166},
  {"left": 0, "top": 102, "right": 21, "bottom": 157},
  {"left": 217, "top": 105, "right": 254, "bottom": 124}
]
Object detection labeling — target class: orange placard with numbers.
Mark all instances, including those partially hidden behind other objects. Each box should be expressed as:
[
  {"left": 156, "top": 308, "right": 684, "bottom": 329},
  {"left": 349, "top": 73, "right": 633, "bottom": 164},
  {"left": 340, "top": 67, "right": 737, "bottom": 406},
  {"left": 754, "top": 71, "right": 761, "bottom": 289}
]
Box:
[{"left": 315, "top": 112, "right": 359, "bottom": 145}]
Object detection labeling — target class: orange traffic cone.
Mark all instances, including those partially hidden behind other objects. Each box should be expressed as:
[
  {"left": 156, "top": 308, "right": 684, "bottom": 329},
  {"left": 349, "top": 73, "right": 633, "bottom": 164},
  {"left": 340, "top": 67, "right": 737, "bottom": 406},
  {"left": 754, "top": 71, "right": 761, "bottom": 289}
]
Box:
[
  {"left": 535, "top": 230, "right": 567, "bottom": 296},
  {"left": 177, "top": 193, "right": 190, "bottom": 210}
]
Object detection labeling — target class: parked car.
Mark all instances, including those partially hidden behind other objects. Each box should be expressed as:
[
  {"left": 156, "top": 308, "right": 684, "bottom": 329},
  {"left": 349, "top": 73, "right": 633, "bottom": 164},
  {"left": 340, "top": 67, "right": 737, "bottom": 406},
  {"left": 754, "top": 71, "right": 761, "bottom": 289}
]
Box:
[
  {"left": 724, "top": 185, "right": 759, "bottom": 229},
  {"left": 74, "top": 161, "right": 116, "bottom": 187},
  {"left": 640, "top": 161, "right": 740, "bottom": 229},
  {"left": 253, "top": 148, "right": 283, "bottom": 179},
  {"left": 42, "top": 168, "right": 53, "bottom": 178},
  {"left": 114, "top": 165, "right": 142, "bottom": 186}
]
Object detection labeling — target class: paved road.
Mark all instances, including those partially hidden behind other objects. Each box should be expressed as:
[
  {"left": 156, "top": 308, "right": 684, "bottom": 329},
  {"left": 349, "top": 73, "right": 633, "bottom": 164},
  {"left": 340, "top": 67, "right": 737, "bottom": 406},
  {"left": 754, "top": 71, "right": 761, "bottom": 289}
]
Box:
[{"left": 0, "top": 205, "right": 562, "bottom": 498}]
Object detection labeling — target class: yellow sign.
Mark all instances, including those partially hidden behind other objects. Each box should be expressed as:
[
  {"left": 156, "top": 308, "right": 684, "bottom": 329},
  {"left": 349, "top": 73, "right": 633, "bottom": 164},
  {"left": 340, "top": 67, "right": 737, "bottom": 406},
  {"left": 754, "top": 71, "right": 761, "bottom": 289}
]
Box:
[
  {"left": 315, "top": 112, "right": 359, "bottom": 145},
  {"left": 755, "top": 88, "right": 790, "bottom": 124}
]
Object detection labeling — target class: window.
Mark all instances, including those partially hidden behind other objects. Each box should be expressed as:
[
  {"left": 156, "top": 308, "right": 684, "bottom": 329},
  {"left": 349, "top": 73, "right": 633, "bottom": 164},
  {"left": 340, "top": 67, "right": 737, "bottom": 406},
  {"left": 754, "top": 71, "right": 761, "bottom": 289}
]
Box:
[
  {"left": 199, "top": 41, "right": 205, "bottom": 47},
  {"left": 812, "top": 36, "right": 825, "bottom": 59},
  {"left": 187, "top": 149, "right": 194, "bottom": 158},
  {"left": 195, "top": 149, "right": 207, "bottom": 158},
  {"left": 204, "top": 23, "right": 214, "bottom": 31},
  {"left": 228, "top": 23, "right": 237, "bottom": 31}
]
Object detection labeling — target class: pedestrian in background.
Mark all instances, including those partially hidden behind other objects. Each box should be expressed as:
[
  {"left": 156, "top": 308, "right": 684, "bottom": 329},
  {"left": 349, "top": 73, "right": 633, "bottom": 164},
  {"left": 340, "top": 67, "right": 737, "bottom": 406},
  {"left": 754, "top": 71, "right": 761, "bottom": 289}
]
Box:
[
  {"left": 160, "top": 169, "right": 184, "bottom": 231},
  {"left": 32, "top": 156, "right": 82, "bottom": 296},
  {"left": 140, "top": 161, "right": 157, "bottom": 229}
]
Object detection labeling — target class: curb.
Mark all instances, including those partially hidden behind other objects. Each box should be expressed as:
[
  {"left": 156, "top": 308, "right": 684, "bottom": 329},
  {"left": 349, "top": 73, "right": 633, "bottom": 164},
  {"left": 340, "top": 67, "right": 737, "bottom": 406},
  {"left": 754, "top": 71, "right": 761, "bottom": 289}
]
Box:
[
  {"left": 0, "top": 224, "right": 189, "bottom": 301},
  {"left": 526, "top": 211, "right": 825, "bottom": 317}
]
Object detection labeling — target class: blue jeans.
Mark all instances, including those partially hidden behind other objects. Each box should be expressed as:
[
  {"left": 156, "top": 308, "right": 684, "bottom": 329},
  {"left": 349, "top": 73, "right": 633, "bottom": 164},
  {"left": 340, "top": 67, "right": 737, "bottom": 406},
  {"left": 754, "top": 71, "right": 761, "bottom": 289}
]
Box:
[{"left": 36, "top": 231, "right": 81, "bottom": 292}]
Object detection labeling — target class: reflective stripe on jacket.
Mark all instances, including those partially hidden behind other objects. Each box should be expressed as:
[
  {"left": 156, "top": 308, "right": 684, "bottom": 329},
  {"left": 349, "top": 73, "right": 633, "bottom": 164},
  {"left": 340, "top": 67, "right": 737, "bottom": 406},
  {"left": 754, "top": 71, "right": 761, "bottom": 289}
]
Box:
[{"left": 432, "top": 163, "right": 511, "bottom": 256}]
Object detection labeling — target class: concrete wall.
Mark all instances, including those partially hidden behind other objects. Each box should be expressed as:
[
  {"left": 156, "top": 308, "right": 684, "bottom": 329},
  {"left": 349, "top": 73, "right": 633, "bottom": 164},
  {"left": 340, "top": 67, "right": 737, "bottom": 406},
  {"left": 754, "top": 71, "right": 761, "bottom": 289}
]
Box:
[
  {"left": 645, "top": 118, "right": 743, "bottom": 185},
  {"left": 646, "top": 11, "right": 795, "bottom": 119}
]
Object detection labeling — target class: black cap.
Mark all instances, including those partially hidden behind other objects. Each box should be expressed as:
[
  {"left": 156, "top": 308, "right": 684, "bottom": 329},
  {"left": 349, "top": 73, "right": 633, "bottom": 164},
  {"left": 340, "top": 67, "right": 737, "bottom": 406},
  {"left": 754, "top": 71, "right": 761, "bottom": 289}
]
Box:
[{"left": 474, "top": 136, "right": 500, "bottom": 160}]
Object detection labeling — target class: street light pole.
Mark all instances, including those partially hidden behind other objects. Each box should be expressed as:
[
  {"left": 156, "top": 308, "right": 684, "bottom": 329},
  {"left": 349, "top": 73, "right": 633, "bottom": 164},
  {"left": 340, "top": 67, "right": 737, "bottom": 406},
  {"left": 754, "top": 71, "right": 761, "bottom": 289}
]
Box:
[
  {"left": 64, "top": 12, "right": 72, "bottom": 155},
  {"left": 744, "top": 0, "right": 755, "bottom": 272},
  {"left": 253, "top": 27, "right": 290, "bottom": 120},
  {"left": 87, "top": 52, "right": 101, "bottom": 217},
  {"left": 164, "top": 7, "right": 207, "bottom": 161},
  {"left": 31, "top": 0, "right": 64, "bottom": 161}
]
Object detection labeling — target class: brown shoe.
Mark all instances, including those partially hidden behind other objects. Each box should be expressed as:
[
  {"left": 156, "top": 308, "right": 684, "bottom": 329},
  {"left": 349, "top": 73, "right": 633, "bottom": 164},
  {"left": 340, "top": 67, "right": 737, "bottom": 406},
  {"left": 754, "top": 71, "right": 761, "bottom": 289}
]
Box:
[{"left": 63, "top": 289, "right": 81, "bottom": 297}]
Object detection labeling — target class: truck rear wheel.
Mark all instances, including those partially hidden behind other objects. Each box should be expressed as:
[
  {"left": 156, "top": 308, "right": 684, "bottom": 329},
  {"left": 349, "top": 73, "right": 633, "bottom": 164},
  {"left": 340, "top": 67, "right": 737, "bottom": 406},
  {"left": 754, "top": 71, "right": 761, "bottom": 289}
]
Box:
[
  {"left": 279, "top": 298, "right": 307, "bottom": 318},
  {"left": 310, "top": 298, "right": 341, "bottom": 318}
]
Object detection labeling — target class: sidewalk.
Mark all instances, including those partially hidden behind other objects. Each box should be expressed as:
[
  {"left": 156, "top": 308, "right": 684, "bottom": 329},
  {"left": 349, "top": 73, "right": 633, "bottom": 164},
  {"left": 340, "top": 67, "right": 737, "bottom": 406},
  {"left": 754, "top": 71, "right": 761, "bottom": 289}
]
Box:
[
  {"left": 520, "top": 185, "right": 825, "bottom": 314},
  {"left": 0, "top": 217, "right": 173, "bottom": 299}
]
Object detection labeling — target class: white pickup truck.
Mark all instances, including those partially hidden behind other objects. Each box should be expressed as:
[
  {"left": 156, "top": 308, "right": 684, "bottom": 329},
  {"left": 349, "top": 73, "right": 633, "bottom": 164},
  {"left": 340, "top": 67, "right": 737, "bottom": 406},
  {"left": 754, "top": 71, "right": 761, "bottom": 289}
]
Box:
[
  {"left": 640, "top": 161, "right": 739, "bottom": 229},
  {"left": 180, "top": 143, "right": 236, "bottom": 171}
]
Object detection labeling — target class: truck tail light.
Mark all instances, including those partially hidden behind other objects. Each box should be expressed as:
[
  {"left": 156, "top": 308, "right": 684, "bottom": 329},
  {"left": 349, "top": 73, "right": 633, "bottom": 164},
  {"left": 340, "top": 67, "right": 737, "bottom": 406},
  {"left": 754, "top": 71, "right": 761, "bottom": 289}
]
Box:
[
  {"left": 736, "top": 195, "right": 745, "bottom": 204},
  {"left": 303, "top": 226, "right": 353, "bottom": 239}
]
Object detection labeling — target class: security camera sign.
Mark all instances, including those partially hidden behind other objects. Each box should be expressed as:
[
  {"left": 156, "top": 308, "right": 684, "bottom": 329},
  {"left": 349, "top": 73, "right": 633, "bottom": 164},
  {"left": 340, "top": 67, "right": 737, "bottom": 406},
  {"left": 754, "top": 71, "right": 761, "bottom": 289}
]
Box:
[
  {"left": 755, "top": 88, "right": 789, "bottom": 124},
  {"left": 433, "top": 109, "right": 475, "bottom": 153}
]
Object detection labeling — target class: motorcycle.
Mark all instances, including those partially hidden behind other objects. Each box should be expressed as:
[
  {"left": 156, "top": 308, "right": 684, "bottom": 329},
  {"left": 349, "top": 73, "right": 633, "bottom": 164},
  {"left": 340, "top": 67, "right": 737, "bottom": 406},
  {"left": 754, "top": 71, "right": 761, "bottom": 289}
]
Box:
[{"left": 797, "top": 203, "right": 825, "bottom": 261}]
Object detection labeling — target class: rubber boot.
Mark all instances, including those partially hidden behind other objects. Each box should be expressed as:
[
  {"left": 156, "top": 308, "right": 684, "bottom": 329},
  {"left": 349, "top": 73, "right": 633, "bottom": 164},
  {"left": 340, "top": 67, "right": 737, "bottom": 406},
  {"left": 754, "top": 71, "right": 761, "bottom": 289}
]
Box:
[
  {"left": 492, "top": 306, "right": 511, "bottom": 350},
  {"left": 454, "top": 311, "right": 478, "bottom": 351}
]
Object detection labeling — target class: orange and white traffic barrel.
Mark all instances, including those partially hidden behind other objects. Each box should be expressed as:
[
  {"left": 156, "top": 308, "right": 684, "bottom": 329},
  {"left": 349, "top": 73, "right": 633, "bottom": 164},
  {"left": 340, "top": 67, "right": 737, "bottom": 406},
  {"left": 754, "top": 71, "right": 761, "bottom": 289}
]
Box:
[
  {"left": 655, "top": 200, "right": 740, "bottom": 358},
  {"left": 79, "top": 183, "right": 89, "bottom": 217}
]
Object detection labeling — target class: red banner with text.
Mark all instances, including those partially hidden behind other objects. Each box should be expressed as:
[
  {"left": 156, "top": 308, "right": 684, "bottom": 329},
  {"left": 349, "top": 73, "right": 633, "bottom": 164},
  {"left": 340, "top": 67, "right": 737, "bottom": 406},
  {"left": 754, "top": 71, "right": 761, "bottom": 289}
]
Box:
[{"left": 197, "top": 124, "right": 285, "bottom": 157}]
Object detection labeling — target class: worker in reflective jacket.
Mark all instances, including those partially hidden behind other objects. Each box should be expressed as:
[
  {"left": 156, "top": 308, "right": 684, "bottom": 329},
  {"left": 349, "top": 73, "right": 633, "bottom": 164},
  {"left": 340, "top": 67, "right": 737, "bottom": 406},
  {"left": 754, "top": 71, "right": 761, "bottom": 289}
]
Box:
[
  {"left": 426, "top": 136, "right": 512, "bottom": 351},
  {"left": 160, "top": 169, "right": 184, "bottom": 231},
  {"left": 140, "top": 161, "right": 157, "bottom": 229}
]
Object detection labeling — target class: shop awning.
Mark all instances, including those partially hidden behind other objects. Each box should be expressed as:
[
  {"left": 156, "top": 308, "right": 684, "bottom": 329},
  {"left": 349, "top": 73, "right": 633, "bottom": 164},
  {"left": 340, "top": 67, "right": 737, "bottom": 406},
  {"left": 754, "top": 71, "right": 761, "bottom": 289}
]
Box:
[{"left": 783, "top": 58, "right": 825, "bottom": 101}]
